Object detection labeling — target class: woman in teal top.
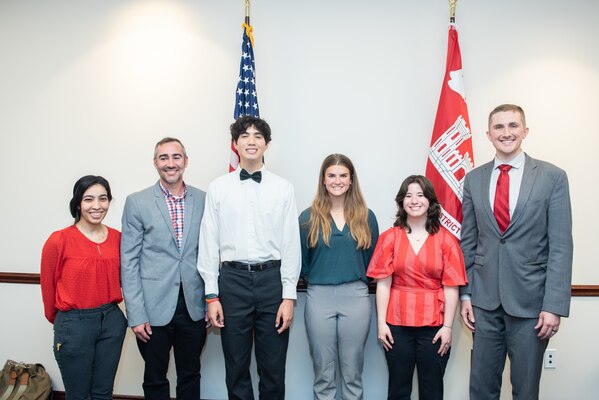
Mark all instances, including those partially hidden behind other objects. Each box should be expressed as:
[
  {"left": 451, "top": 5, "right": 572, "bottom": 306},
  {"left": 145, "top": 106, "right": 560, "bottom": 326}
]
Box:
[{"left": 299, "top": 153, "right": 379, "bottom": 400}]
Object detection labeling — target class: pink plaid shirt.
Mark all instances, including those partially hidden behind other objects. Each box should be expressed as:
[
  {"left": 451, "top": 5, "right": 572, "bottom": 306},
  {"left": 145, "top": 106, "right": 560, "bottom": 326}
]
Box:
[{"left": 160, "top": 182, "right": 187, "bottom": 251}]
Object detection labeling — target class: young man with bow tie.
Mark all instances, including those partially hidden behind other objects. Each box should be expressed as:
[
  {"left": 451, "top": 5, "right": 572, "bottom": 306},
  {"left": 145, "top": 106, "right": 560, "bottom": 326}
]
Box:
[{"left": 197, "top": 116, "right": 301, "bottom": 400}]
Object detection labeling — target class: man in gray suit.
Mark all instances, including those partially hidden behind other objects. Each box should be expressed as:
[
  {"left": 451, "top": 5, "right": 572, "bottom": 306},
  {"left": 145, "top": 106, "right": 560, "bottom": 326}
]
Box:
[
  {"left": 121, "top": 137, "right": 207, "bottom": 400},
  {"left": 460, "top": 104, "right": 573, "bottom": 400}
]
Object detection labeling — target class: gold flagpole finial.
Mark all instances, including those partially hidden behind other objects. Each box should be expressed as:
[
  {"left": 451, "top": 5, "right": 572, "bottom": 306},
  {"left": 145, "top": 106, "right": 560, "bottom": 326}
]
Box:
[
  {"left": 242, "top": 0, "right": 254, "bottom": 46},
  {"left": 449, "top": 0, "right": 457, "bottom": 23}
]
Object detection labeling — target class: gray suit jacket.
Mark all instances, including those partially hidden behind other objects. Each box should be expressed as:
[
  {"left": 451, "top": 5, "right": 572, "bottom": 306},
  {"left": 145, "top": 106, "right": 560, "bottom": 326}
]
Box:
[
  {"left": 460, "top": 154, "right": 573, "bottom": 318},
  {"left": 121, "top": 182, "right": 206, "bottom": 327}
]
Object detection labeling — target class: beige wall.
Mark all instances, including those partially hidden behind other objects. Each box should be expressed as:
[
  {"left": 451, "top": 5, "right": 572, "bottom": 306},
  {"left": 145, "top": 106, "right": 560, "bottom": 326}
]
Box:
[{"left": 1, "top": 0, "right": 598, "bottom": 398}]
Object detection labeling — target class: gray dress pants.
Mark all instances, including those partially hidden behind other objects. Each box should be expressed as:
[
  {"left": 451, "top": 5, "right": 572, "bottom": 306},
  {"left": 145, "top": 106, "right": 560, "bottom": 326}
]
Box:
[
  {"left": 470, "top": 305, "right": 548, "bottom": 400},
  {"left": 305, "top": 281, "right": 371, "bottom": 400}
]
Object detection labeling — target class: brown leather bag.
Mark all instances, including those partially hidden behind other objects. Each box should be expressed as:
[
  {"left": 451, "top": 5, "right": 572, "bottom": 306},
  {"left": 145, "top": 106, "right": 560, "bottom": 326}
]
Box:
[{"left": 0, "top": 360, "right": 52, "bottom": 400}]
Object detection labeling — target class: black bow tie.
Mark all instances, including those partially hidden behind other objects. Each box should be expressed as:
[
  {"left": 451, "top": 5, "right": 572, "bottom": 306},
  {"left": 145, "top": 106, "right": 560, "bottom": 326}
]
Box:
[{"left": 240, "top": 169, "right": 262, "bottom": 183}]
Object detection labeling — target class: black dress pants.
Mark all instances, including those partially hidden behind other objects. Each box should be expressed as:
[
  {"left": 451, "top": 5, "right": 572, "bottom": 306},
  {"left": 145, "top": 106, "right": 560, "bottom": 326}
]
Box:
[
  {"left": 137, "top": 287, "right": 207, "bottom": 400},
  {"left": 385, "top": 325, "right": 449, "bottom": 400},
  {"left": 219, "top": 265, "right": 289, "bottom": 400}
]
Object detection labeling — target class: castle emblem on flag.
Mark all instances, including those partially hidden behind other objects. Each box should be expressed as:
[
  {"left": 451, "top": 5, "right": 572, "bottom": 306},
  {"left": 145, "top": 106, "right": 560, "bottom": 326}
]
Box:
[{"left": 428, "top": 114, "right": 473, "bottom": 200}]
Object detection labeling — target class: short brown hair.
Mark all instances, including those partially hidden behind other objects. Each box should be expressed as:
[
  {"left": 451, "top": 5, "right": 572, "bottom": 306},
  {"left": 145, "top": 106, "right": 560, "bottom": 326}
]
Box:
[
  {"left": 154, "top": 137, "right": 187, "bottom": 159},
  {"left": 488, "top": 104, "right": 526, "bottom": 128}
]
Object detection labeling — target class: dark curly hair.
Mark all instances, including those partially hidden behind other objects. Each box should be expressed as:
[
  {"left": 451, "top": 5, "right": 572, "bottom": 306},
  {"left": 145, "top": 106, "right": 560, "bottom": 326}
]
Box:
[
  {"left": 230, "top": 115, "right": 272, "bottom": 144},
  {"left": 393, "top": 175, "right": 441, "bottom": 234}
]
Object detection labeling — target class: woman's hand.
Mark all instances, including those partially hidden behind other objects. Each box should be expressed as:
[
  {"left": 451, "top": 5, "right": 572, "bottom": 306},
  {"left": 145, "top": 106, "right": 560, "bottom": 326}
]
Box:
[
  {"left": 433, "top": 325, "right": 452, "bottom": 356},
  {"left": 377, "top": 323, "right": 394, "bottom": 352}
]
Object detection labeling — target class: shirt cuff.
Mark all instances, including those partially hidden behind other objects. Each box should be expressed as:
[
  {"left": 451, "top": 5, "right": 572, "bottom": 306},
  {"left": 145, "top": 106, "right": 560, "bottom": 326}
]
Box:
[
  {"left": 204, "top": 278, "right": 219, "bottom": 297},
  {"left": 282, "top": 284, "right": 297, "bottom": 300},
  {"left": 460, "top": 294, "right": 472, "bottom": 301}
]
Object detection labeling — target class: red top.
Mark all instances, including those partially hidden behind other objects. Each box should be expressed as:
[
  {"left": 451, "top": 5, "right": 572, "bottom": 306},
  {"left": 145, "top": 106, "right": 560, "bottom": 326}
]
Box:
[
  {"left": 367, "top": 227, "right": 467, "bottom": 327},
  {"left": 40, "top": 225, "right": 123, "bottom": 323}
]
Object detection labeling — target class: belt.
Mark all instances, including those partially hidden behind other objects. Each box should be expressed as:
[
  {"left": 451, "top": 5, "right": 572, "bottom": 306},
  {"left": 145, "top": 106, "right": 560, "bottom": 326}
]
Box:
[
  {"left": 222, "top": 260, "right": 281, "bottom": 272},
  {"left": 58, "top": 302, "right": 119, "bottom": 318}
]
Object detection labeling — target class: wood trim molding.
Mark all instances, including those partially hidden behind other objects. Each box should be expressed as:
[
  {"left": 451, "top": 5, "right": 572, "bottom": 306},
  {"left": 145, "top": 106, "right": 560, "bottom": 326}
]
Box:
[
  {"left": 571, "top": 285, "right": 599, "bottom": 297},
  {"left": 53, "top": 392, "right": 215, "bottom": 400},
  {"left": 53, "top": 391, "right": 66, "bottom": 400},
  {"left": 54, "top": 392, "right": 167, "bottom": 400},
  {"left": 0, "top": 272, "right": 40, "bottom": 284},
  {"left": 2, "top": 272, "right": 599, "bottom": 296}
]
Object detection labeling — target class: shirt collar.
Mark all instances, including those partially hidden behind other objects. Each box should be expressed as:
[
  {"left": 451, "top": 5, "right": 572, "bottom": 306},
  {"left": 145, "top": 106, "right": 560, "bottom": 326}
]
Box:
[
  {"left": 159, "top": 181, "right": 187, "bottom": 199},
  {"left": 494, "top": 151, "right": 525, "bottom": 170}
]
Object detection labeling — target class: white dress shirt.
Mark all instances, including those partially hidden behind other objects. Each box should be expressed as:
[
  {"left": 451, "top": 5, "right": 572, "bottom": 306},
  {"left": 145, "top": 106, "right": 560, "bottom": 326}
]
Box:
[
  {"left": 462, "top": 151, "right": 526, "bottom": 302},
  {"left": 197, "top": 167, "right": 301, "bottom": 299},
  {"left": 489, "top": 151, "right": 526, "bottom": 217}
]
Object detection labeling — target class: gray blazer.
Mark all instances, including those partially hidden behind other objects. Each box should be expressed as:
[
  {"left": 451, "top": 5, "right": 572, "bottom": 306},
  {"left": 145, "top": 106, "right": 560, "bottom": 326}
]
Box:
[
  {"left": 460, "top": 154, "right": 573, "bottom": 318},
  {"left": 121, "top": 182, "right": 206, "bottom": 327}
]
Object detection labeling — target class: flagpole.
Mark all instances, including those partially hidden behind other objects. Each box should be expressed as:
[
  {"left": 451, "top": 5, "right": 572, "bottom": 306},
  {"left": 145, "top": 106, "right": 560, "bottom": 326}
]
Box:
[
  {"left": 449, "top": 0, "right": 457, "bottom": 23},
  {"left": 245, "top": 0, "right": 251, "bottom": 24}
]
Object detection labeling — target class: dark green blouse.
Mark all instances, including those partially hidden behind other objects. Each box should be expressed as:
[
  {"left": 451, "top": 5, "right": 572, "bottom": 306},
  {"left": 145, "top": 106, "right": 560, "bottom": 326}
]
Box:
[{"left": 299, "top": 208, "right": 379, "bottom": 285}]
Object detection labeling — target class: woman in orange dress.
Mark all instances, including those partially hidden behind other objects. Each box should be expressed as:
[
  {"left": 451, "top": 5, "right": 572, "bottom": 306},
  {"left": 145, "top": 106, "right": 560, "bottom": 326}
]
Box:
[{"left": 367, "top": 175, "right": 467, "bottom": 400}]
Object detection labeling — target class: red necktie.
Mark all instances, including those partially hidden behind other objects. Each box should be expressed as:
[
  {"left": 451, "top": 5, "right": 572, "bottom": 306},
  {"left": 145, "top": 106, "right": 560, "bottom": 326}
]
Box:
[{"left": 494, "top": 164, "right": 512, "bottom": 233}]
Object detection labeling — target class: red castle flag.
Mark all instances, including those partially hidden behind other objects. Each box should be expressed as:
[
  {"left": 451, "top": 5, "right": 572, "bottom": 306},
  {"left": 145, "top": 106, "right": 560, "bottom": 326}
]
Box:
[{"left": 425, "top": 24, "right": 474, "bottom": 239}]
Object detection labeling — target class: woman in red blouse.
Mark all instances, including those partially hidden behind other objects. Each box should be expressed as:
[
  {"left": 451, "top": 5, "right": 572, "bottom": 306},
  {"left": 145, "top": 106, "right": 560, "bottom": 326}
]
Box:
[
  {"left": 41, "top": 175, "right": 126, "bottom": 400},
  {"left": 367, "top": 175, "right": 467, "bottom": 400}
]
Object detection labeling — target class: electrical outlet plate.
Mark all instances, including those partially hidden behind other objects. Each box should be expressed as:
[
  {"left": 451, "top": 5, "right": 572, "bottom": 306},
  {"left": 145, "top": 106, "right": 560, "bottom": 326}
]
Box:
[{"left": 544, "top": 349, "right": 557, "bottom": 369}]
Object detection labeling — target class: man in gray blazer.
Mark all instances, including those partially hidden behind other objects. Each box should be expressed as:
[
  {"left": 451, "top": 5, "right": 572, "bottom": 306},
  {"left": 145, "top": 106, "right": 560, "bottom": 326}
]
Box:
[
  {"left": 121, "top": 137, "right": 207, "bottom": 400},
  {"left": 460, "top": 104, "right": 573, "bottom": 400}
]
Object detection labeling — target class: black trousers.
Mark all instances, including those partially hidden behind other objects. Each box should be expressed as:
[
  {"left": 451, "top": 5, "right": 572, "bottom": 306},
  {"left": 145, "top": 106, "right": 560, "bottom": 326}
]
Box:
[
  {"left": 54, "top": 303, "right": 127, "bottom": 400},
  {"left": 136, "top": 287, "right": 207, "bottom": 400},
  {"left": 219, "top": 265, "right": 289, "bottom": 400},
  {"left": 385, "top": 325, "right": 449, "bottom": 400}
]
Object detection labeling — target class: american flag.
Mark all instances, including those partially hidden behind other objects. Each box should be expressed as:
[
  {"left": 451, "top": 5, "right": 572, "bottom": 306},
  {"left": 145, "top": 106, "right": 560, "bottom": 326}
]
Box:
[{"left": 230, "top": 22, "right": 260, "bottom": 171}]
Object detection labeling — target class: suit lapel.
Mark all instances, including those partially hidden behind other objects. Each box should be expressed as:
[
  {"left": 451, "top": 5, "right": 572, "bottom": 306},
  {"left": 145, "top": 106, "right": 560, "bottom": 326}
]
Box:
[
  {"left": 153, "top": 183, "right": 177, "bottom": 247},
  {"left": 479, "top": 161, "right": 500, "bottom": 234},
  {"left": 180, "top": 189, "right": 195, "bottom": 252},
  {"left": 507, "top": 154, "right": 538, "bottom": 231}
]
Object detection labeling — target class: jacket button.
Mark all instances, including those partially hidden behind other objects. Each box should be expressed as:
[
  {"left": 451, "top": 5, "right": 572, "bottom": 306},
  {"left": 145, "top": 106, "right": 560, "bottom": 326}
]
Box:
[{"left": 500, "top": 239, "right": 505, "bottom": 244}]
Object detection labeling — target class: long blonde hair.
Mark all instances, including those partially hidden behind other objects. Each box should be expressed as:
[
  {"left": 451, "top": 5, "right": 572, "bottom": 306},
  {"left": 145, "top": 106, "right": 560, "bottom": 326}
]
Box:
[{"left": 306, "top": 154, "right": 371, "bottom": 249}]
